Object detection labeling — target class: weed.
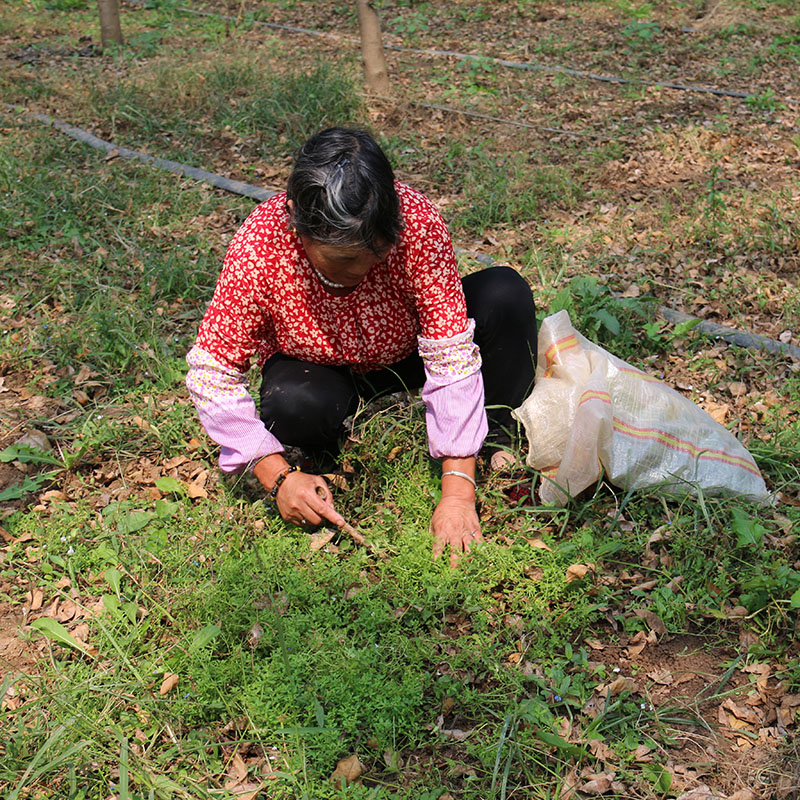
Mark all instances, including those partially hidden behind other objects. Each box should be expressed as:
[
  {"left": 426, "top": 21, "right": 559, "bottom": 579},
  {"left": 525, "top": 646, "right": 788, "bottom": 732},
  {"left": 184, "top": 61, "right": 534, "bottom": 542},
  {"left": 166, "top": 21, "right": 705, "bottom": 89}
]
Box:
[{"left": 745, "top": 88, "right": 785, "bottom": 112}]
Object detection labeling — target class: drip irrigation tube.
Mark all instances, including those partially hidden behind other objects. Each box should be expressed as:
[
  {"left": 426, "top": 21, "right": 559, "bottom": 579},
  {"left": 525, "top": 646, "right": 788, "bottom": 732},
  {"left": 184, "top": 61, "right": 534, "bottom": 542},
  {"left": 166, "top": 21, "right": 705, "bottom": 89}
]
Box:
[
  {"left": 169, "top": 5, "right": 798, "bottom": 106},
  {"left": 24, "top": 111, "right": 276, "bottom": 204},
  {"left": 16, "top": 108, "right": 800, "bottom": 363}
]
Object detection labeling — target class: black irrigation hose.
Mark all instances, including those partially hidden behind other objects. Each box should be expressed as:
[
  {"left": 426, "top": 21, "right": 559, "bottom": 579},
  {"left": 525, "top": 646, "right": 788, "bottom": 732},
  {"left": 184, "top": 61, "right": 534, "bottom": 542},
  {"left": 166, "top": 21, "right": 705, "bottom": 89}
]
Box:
[
  {"left": 16, "top": 108, "right": 800, "bottom": 363},
  {"left": 23, "top": 111, "right": 276, "bottom": 204},
  {"left": 168, "top": 4, "right": 799, "bottom": 106}
]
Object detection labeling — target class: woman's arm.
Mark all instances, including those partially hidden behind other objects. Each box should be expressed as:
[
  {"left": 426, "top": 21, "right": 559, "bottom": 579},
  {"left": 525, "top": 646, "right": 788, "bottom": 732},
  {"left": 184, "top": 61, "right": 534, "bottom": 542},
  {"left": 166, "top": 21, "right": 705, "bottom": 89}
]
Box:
[
  {"left": 417, "top": 326, "right": 488, "bottom": 565},
  {"left": 185, "top": 345, "right": 282, "bottom": 472}
]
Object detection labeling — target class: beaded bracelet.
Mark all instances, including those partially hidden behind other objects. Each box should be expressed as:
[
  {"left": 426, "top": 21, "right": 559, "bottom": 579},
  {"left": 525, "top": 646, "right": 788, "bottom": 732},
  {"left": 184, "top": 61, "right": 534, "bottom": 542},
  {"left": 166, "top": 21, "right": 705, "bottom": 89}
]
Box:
[{"left": 268, "top": 465, "right": 300, "bottom": 499}]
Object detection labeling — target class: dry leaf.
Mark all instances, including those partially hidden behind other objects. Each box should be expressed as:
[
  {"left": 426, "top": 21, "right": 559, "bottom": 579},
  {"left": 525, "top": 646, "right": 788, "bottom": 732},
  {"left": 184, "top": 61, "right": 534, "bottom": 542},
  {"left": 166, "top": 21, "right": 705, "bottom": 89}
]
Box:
[
  {"left": 634, "top": 744, "right": 653, "bottom": 762},
  {"left": 674, "top": 784, "right": 718, "bottom": 800},
  {"left": 607, "top": 676, "right": 636, "bottom": 696},
  {"left": 588, "top": 740, "right": 615, "bottom": 762},
  {"left": 578, "top": 773, "right": 613, "bottom": 795},
  {"left": 633, "top": 609, "right": 667, "bottom": 636},
  {"left": 330, "top": 754, "right": 363, "bottom": 789},
  {"left": 26, "top": 588, "right": 44, "bottom": 612},
  {"left": 626, "top": 641, "right": 647, "bottom": 658},
  {"left": 526, "top": 537, "right": 552, "bottom": 551},
  {"left": 132, "top": 416, "right": 153, "bottom": 431},
  {"left": 187, "top": 482, "right": 208, "bottom": 499},
  {"left": 565, "top": 563, "right": 593, "bottom": 582},
  {"left": 227, "top": 784, "right": 262, "bottom": 800},
  {"left": 386, "top": 446, "right": 403, "bottom": 462},
  {"left": 440, "top": 726, "right": 471, "bottom": 741},
  {"left": 309, "top": 529, "right": 337, "bottom": 552},
  {"left": 159, "top": 673, "right": 179, "bottom": 695},
  {"left": 558, "top": 766, "right": 579, "bottom": 800},
  {"left": 722, "top": 699, "right": 762, "bottom": 726},
  {"left": 322, "top": 473, "right": 349, "bottom": 491},
  {"left": 728, "top": 381, "right": 747, "bottom": 397},
  {"left": 225, "top": 752, "right": 248, "bottom": 785},
  {"left": 705, "top": 402, "right": 730, "bottom": 424}
]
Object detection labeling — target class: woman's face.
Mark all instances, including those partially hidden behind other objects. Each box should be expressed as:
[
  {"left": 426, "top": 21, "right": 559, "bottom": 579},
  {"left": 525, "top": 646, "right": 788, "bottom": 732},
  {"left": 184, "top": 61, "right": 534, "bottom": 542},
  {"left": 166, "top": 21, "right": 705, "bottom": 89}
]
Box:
[{"left": 301, "top": 237, "right": 391, "bottom": 289}]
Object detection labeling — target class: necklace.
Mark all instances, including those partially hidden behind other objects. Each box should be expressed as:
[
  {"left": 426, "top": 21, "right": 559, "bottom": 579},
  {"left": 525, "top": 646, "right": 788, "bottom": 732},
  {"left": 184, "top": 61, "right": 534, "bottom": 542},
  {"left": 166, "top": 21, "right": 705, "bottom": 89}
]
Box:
[{"left": 311, "top": 266, "right": 347, "bottom": 290}]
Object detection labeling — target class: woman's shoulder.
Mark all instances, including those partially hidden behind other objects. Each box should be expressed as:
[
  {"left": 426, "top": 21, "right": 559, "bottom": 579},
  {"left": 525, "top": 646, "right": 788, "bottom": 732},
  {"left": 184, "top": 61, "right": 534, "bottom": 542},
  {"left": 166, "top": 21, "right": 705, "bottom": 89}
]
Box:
[
  {"left": 231, "top": 192, "right": 289, "bottom": 248},
  {"left": 395, "top": 181, "right": 440, "bottom": 219},
  {"left": 395, "top": 182, "right": 450, "bottom": 243}
]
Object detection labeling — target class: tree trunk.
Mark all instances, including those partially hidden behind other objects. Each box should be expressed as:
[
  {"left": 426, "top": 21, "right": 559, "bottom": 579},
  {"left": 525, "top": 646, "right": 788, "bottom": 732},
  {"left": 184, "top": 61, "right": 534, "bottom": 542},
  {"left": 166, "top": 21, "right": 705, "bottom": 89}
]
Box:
[
  {"left": 97, "top": 0, "right": 123, "bottom": 49},
  {"left": 355, "top": 0, "right": 391, "bottom": 95}
]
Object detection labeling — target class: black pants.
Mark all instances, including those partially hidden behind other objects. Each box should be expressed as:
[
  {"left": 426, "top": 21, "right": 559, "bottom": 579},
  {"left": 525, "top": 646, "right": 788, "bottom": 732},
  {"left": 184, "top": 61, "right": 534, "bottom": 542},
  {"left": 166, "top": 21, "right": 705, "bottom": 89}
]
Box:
[{"left": 259, "top": 266, "right": 538, "bottom": 453}]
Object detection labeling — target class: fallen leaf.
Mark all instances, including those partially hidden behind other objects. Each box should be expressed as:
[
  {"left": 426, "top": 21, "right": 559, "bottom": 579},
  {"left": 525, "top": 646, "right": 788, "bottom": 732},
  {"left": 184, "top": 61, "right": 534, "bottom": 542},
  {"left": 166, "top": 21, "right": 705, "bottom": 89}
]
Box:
[
  {"left": 727, "top": 790, "right": 756, "bottom": 800},
  {"left": 330, "top": 754, "right": 363, "bottom": 789},
  {"left": 566, "top": 563, "right": 593, "bottom": 582},
  {"left": 626, "top": 641, "right": 647, "bottom": 658},
  {"left": 588, "top": 739, "right": 615, "bottom": 762},
  {"left": 227, "top": 784, "right": 262, "bottom": 800},
  {"left": 440, "top": 726, "right": 471, "bottom": 741},
  {"left": 578, "top": 773, "right": 613, "bottom": 795},
  {"left": 633, "top": 608, "right": 667, "bottom": 636},
  {"left": 26, "top": 588, "right": 44, "bottom": 612},
  {"left": 674, "top": 784, "right": 718, "bottom": 800},
  {"left": 607, "top": 676, "right": 636, "bottom": 696},
  {"left": 187, "top": 482, "right": 208, "bottom": 499},
  {"left": 322, "top": 472, "right": 349, "bottom": 491},
  {"left": 634, "top": 744, "right": 652, "bottom": 762},
  {"left": 159, "top": 673, "right": 179, "bottom": 695},
  {"left": 722, "top": 699, "right": 762, "bottom": 726},
  {"left": 309, "top": 529, "right": 337, "bottom": 552},
  {"left": 647, "top": 669, "right": 673, "bottom": 685},
  {"left": 386, "top": 446, "right": 403, "bottom": 462},
  {"left": 705, "top": 401, "right": 730, "bottom": 424},
  {"left": 225, "top": 752, "right": 248, "bottom": 785},
  {"left": 526, "top": 538, "right": 552, "bottom": 551},
  {"left": 728, "top": 381, "right": 747, "bottom": 397}
]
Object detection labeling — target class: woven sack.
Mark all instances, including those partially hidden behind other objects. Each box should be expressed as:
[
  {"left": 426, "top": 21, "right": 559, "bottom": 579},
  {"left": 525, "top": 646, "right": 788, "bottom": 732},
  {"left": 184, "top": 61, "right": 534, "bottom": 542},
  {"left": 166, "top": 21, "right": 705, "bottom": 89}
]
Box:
[{"left": 513, "top": 310, "right": 770, "bottom": 505}]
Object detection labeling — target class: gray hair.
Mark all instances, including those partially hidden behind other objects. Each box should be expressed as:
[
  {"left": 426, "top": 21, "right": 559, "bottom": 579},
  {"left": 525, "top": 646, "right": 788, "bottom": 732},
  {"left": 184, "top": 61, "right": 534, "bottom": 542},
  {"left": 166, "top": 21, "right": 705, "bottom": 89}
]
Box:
[{"left": 286, "top": 128, "right": 402, "bottom": 250}]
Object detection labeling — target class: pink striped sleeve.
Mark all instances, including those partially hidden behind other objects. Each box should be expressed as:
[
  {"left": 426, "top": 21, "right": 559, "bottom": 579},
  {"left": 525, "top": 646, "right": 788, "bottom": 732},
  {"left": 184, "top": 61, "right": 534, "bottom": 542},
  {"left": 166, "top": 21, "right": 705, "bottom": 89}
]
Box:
[
  {"left": 418, "top": 319, "right": 488, "bottom": 458},
  {"left": 185, "top": 345, "right": 284, "bottom": 472}
]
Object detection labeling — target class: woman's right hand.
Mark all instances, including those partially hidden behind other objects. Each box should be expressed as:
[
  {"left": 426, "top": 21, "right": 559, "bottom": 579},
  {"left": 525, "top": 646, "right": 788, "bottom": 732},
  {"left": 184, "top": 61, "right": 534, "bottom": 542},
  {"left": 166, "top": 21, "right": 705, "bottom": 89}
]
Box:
[
  {"left": 275, "top": 470, "right": 345, "bottom": 528},
  {"left": 254, "top": 454, "right": 345, "bottom": 529}
]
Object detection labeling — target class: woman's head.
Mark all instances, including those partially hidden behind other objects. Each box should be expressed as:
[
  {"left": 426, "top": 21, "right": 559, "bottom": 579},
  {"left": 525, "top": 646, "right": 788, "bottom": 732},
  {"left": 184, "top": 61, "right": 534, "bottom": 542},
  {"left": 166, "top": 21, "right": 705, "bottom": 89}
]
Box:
[{"left": 286, "top": 128, "right": 402, "bottom": 253}]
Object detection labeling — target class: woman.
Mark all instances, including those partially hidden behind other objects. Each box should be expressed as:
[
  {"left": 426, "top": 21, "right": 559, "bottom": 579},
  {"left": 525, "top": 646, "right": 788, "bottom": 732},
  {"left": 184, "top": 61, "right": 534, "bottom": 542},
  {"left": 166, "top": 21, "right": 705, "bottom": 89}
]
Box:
[{"left": 186, "top": 127, "right": 537, "bottom": 565}]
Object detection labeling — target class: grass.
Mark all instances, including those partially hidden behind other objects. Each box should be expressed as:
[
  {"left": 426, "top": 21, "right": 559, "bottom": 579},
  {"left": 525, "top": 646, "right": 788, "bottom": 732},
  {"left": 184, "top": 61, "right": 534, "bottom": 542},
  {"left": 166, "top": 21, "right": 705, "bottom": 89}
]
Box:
[{"left": 1, "top": 0, "right": 800, "bottom": 796}]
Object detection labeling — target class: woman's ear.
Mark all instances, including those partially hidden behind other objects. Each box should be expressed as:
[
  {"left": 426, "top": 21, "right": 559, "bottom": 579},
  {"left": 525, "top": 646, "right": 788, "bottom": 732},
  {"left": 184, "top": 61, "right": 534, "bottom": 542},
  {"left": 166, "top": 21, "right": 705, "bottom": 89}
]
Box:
[{"left": 286, "top": 199, "right": 295, "bottom": 217}]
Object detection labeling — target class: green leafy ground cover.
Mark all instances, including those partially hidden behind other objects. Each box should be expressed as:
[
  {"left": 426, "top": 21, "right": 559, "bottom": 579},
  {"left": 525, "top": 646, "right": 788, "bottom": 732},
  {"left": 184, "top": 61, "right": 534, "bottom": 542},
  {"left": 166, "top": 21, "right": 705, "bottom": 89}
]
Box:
[{"left": 1, "top": 0, "right": 800, "bottom": 797}]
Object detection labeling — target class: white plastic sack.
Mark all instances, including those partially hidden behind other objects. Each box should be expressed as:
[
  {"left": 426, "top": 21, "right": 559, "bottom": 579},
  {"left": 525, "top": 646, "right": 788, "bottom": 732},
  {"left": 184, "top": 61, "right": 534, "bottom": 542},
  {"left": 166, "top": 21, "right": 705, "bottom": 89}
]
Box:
[{"left": 513, "top": 310, "right": 770, "bottom": 505}]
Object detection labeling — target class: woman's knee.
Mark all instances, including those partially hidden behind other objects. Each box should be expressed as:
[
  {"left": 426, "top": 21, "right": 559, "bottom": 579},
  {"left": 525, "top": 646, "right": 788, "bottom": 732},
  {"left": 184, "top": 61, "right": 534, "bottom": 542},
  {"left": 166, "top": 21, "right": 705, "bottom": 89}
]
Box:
[{"left": 463, "top": 266, "right": 536, "bottom": 321}]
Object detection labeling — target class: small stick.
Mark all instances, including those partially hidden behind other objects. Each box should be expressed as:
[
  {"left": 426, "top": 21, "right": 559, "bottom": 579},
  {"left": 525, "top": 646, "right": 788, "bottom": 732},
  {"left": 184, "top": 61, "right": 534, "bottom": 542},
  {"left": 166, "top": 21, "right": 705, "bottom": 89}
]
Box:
[
  {"left": 316, "top": 486, "right": 367, "bottom": 547},
  {"left": 341, "top": 521, "right": 367, "bottom": 547}
]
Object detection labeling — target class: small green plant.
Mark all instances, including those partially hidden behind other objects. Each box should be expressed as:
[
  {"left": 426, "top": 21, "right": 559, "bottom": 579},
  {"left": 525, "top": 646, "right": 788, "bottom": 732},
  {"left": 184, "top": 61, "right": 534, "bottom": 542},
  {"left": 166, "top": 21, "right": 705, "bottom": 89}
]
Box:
[
  {"left": 548, "top": 275, "right": 653, "bottom": 350},
  {"left": 745, "top": 88, "right": 785, "bottom": 112},
  {"left": 390, "top": 7, "right": 431, "bottom": 40}
]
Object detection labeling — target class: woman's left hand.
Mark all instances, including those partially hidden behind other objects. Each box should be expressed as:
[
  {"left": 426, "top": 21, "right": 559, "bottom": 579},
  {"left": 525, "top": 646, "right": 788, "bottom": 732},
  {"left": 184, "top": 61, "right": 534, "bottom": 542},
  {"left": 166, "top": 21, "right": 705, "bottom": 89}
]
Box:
[{"left": 431, "top": 495, "right": 482, "bottom": 567}]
